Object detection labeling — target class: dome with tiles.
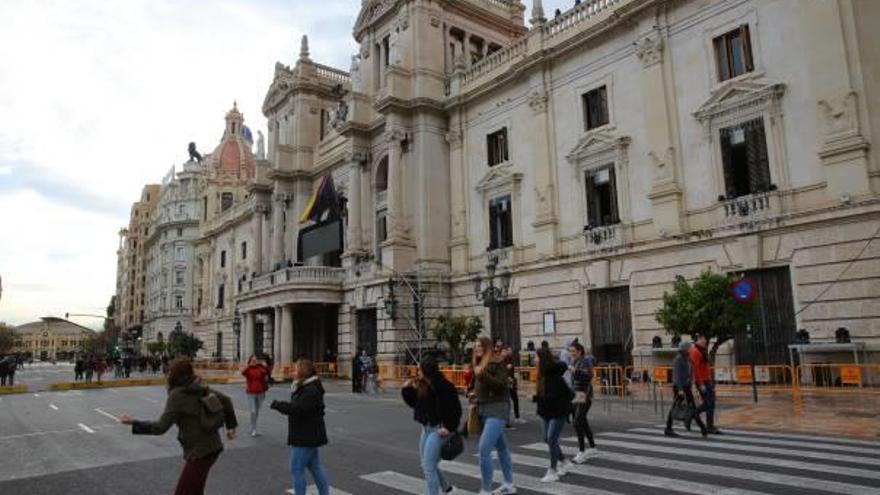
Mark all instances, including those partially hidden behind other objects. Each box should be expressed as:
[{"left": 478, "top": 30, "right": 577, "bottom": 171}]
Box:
[{"left": 209, "top": 102, "right": 255, "bottom": 179}]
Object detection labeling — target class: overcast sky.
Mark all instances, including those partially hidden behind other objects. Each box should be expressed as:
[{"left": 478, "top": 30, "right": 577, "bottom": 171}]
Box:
[{"left": 0, "top": 0, "right": 573, "bottom": 329}]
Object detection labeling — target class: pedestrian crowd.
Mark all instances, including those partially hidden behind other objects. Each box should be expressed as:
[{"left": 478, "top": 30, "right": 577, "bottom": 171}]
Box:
[{"left": 115, "top": 333, "right": 721, "bottom": 495}]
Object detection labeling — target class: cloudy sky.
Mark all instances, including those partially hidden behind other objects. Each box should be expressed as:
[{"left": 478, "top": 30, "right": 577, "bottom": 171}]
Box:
[{"left": 0, "top": 0, "right": 570, "bottom": 329}]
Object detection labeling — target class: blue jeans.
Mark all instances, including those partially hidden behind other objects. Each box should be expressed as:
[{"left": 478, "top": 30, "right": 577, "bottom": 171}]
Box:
[
  {"left": 289, "top": 446, "right": 329, "bottom": 495},
  {"left": 247, "top": 393, "right": 265, "bottom": 433},
  {"left": 420, "top": 426, "right": 450, "bottom": 495},
  {"left": 478, "top": 416, "right": 513, "bottom": 491},
  {"left": 543, "top": 418, "right": 566, "bottom": 469},
  {"left": 696, "top": 383, "right": 717, "bottom": 428}
]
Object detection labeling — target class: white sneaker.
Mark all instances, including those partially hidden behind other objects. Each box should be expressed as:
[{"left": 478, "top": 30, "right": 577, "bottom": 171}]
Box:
[
  {"left": 540, "top": 469, "right": 560, "bottom": 483},
  {"left": 513, "top": 417, "right": 527, "bottom": 425},
  {"left": 585, "top": 447, "right": 600, "bottom": 458},
  {"left": 250, "top": 431, "right": 258, "bottom": 437},
  {"left": 558, "top": 459, "right": 573, "bottom": 476},
  {"left": 573, "top": 451, "right": 589, "bottom": 464},
  {"left": 492, "top": 484, "right": 517, "bottom": 494}
]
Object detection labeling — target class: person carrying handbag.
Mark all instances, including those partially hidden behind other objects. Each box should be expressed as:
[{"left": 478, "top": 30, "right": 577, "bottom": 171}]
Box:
[
  {"left": 569, "top": 342, "right": 598, "bottom": 463},
  {"left": 665, "top": 341, "right": 707, "bottom": 438},
  {"left": 402, "top": 356, "right": 463, "bottom": 495}
]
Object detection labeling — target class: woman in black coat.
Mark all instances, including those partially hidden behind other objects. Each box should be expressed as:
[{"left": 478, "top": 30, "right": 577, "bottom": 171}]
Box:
[
  {"left": 401, "top": 356, "right": 462, "bottom": 495},
  {"left": 535, "top": 347, "right": 574, "bottom": 483},
  {"left": 270, "top": 359, "right": 329, "bottom": 495}
]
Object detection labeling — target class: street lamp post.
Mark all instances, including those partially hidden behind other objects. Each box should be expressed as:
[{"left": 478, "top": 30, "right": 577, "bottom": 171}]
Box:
[
  {"left": 474, "top": 256, "right": 512, "bottom": 307},
  {"left": 382, "top": 278, "right": 398, "bottom": 320},
  {"left": 232, "top": 309, "right": 242, "bottom": 362}
]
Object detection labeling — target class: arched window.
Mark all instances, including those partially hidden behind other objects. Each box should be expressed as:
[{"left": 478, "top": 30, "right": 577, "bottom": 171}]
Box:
[{"left": 375, "top": 156, "right": 388, "bottom": 192}]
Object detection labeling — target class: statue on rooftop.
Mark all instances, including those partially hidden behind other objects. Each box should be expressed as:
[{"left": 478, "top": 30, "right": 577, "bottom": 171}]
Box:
[{"left": 188, "top": 142, "right": 202, "bottom": 163}]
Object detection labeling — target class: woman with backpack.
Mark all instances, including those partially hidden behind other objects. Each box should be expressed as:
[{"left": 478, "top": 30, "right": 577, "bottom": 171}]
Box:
[
  {"left": 120, "top": 359, "right": 237, "bottom": 495},
  {"left": 270, "top": 358, "right": 330, "bottom": 495},
  {"left": 535, "top": 347, "right": 574, "bottom": 483},
  {"left": 471, "top": 336, "right": 516, "bottom": 495},
  {"left": 242, "top": 354, "right": 271, "bottom": 437},
  {"left": 402, "top": 356, "right": 463, "bottom": 495}
]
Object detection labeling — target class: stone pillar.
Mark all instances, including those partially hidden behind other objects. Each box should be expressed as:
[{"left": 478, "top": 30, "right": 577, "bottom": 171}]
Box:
[
  {"left": 252, "top": 206, "right": 266, "bottom": 275},
  {"left": 270, "top": 194, "right": 285, "bottom": 270},
  {"left": 527, "top": 86, "right": 559, "bottom": 258},
  {"left": 447, "top": 125, "right": 468, "bottom": 273},
  {"left": 346, "top": 158, "right": 363, "bottom": 253},
  {"left": 385, "top": 130, "right": 406, "bottom": 241},
  {"left": 243, "top": 311, "right": 255, "bottom": 359},
  {"left": 280, "top": 304, "right": 293, "bottom": 364},
  {"left": 273, "top": 306, "right": 282, "bottom": 363}
]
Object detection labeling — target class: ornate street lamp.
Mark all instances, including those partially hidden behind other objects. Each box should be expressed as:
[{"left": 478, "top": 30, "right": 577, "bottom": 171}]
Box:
[
  {"left": 232, "top": 308, "right": 242, "bottom": 362},
  {"left": 474, "top": 256, "right": 512, "bottom": 307},
  {"left": 383, "top": 277, "right": 398, "bottom": 320}
]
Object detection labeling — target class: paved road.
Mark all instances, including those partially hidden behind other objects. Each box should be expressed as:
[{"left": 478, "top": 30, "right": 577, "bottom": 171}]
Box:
[
  {"left": 1, "top": 379, "right": 878, "bottom": 495},
  {"left": 2, "top": 361, "right": 164, "bottom": 391}
]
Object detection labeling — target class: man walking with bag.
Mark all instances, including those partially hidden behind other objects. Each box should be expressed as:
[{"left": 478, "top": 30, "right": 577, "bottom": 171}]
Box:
[
  {"left": 691, "top": 334, "right": 722, "bottom": 434},
  {"left": 665, "top": 341, "right": 707, "bottom": 438}
]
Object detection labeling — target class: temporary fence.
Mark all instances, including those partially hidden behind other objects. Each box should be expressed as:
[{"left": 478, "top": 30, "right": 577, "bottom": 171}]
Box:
[{"left": 794, "top": 364, "right": 880, "bottom": 395}]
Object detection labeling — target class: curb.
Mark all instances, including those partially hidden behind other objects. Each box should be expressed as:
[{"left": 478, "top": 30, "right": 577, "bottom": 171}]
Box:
[
  {"left": 0, "top": 385, "right": 29, "bottom": 395},
  {"left": 48, "top": 377, "right": 232, "bottom": 391}
]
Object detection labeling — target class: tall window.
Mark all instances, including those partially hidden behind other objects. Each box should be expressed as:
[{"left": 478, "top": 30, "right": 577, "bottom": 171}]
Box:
[
  {"left": 241, "top": 241, "right": 247, "bottom": 260},
  {"left": 488, "top": 195, "right": 513, "bottom": 250},
  {"left": 220, "top": 250, "right": 226, "bottom": 268},
  {"left": 217, "top": 284, "right": 225, "bottom": 309},
  {"left": 175, "top": 295, "right": 183, "bottom": 310},
  {"left": 376, "top": 210, "right": 388, "bottom": 243},
  {"left": 177, "top": 227, "right": 183, "bottom": 237},
  {"left": 382, "top": 35, "right": 390, "bottom": 67},
  {"left": 714, "top": 25, "right": 754, "bottom": 81},
  {"left": 176, "top": 246, "right": 185, "bottom": 261},
  {"left": 202, "top": 196, "right": 208, "bottom": 220},
  {"left": 720, "top": 118, "right": 771, "bottom": 198},
  {"left": 487, "top": 128, "right": 509, "bottom": 167},
  {"left": 175, "top": 271, "right": 184, "bottom": 286},
  {"left": 221, "top": 192, "right": 234, "bottom": 212},
  {"left": 582, "top": 86, "right": 609, "bottom": 131},
  {"left": 585, "top": 166, "right": 619, "bottom": 227}
]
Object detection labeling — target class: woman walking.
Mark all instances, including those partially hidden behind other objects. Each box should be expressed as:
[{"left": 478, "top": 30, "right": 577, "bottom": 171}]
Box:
[
  {"left": 120, "top": 359, "right": 237, "bottom": 495},
  {"left": 569, "top": 342, "right": 598, "bottom": 463},
  {"left": 270, "top": 359, "right": 330, "bottom": 495},
  {"left": 471, "top": 336, "right": 516, "bottom": 495},
  {"left": 502, "top": 347, "right": 525, "bottom": 426},
  {"left": 402, "top": 356, "right": 463, "bottom": 495},
  {"left": 242, "top": 355, "right": 271, "bottom": 437},
  {"left": 535, "top": 347, "right": 574, "bottom": 483}
]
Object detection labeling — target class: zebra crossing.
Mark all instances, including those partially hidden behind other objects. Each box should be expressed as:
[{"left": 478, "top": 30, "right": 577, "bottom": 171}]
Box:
[{"left": 298, "top": 426, "right": 880, "bottom": 495}]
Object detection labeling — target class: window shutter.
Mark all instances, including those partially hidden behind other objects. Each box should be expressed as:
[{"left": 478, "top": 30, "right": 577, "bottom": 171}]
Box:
[
  {"left": 608, "top": 166, "right": 619, "bottom": 224},
  {"left": 487, "top": 134, "right": 494, "bottom": 166},
  {"left": 489, "top": 200, "right": 499, "bottom": 250},
  {"left": 501, "top": 128, "right": 509, "bottom": 162},
  {"left": 746, "top": 118, "right": 770, "bottom": 193},
  {"left": 598, "top": 86, "right": 609, "bottom": 127},
  {"left": 720, "top": 130, "right": 736, "bottom": 197},
  {"left": 714, "top": 36, "right": 730, "bottom": 81},
  {"left": 741, "top": 25, "right": 754, "bottom": 72}
]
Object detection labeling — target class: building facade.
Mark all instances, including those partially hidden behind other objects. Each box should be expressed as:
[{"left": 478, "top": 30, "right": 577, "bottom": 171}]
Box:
[
  {"left": 115, "top": 185, "right": 160, "bottom": 341},
  {"left": 11, "top": 317, "right": 95, "bottom": 361},
  {"left": 121, "top": 0, "right": 880, "bottom": 370}
]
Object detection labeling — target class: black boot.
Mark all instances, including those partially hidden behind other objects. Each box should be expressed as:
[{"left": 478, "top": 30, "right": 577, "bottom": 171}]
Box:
[{"left": 664, "top": 429, "right": 679, "bottom": 438}]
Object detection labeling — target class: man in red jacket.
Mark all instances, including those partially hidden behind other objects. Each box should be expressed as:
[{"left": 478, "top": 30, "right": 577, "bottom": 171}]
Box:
[{"left": 689, "top": 335, "right": 721, "bottom": 434}]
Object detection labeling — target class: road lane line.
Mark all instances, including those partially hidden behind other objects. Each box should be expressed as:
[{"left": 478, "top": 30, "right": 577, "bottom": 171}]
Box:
[
  {"left": 33, "top": 393, "right": 40, "bottom": 398},
  {"left": 361, "top": 471, "right": 476, "bottom": 494},
  {"left": 599, "top": 431, "right": 880, "bottom": 466},
  {"left": 441, "top": 460, "right": 623, "bottom": 495},
  {"left": 626, "top": 427, "right": 880, "bottom": 455},
  {"left": 94, "top": 408, "right": 118, "bottom": 421},
  {"left": 77, "top": 423, "right": 95, "bottom": 434},
  {"left": 49, "top": 403, "right": 59, "bottom": 411}
]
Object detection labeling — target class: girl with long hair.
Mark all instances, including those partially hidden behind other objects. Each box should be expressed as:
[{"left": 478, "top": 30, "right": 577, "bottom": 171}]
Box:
[
  {"left": 472, "top": 336, "right": 516, "bottom": 495},
  {"left": 535, "top": 347, "right": 574, "bottom": 482},
  {"left": 402, "top": 356, "right": 463, "bottom": 495},
  {"left": 120, "top": 359, "right": 237, "bottom": 495},
  {"left": 270, "top": 359, "right": 330, "bottom": 495}
]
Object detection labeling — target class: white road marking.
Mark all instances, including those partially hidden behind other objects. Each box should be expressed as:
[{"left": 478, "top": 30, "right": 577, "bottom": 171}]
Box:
[
  {"left": 600, "top": 431, "right": 880, "bottom": 467},
  {"left": 361, "top": 471, "right": 476, "bottom": 494},
  {"left": 441, "top": 460, "right": 624, "bottom": 495},
  {"left": 49, "top": 403, "right": 59, "bottom": 411},
  {"left": 285, "top": 486, "right": 353, "bottom": 495},
  {"left": 33, "top": 393, "right": 40, "bottom": 398},
  {"left": 578, "top": 438, "right": 880, "bottom": 481},
  {"left": 94, "top": 408, "right": 118, "bottom": 421},
  {"left": 712, "top": 428, "right": 880, "bottom": 447},
  {"left": 626, "top": 427, "right": 880, "bottom": 455},
  {"left": 77, "top": 423, "right": 95, "bottom": 434},
  {"left": 521, "top": 443, "right": 876, "bottom": 495}
]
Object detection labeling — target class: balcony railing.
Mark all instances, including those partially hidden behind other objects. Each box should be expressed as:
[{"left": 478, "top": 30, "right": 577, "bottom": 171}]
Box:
[
  {"left": 246, "top": 266, "right": 345, "bottom": 292},
  {"left": 583, "top": 223, "right": 623, "bottom": 249},
  {"left": 719, "top": 191, "right": 779, "bottom": 227}
]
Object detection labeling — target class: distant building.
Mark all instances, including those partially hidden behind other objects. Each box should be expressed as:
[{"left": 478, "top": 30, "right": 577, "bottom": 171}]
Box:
[{"left": 11, "top": 317, "right": 95, "bottom": 361}]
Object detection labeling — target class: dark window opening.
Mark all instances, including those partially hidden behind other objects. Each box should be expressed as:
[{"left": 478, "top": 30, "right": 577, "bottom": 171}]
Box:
[
  {"left": 375, "top": 158, "right": 388, "bottom": 192},
  {"left": 585, "top": 166, "right": 619, "bottom": 227},
  {"left": 488, "top": 195, "right": 513, "bottom": 250},
  {"left": 220, "top": 250, "right": 226, "bottom": 268},
  {"left": 221, "top": 192, "right": 234, "bottom": 212},
  {"left": 382, "top": 36, "right": 390, "bottom": 67},
  {"left": 583, "top": 85, "right": 609, "bottom": 131},
  {"left": 487, "top": 128, "right": 509, "bottom": 167},
  {"left": 241, "top": 241, "right": 247, "bottom": 260},
  {"left": 202, "top": 196, "right": 207, "bottom": 220},
  {"left": 217, "top": 284, "right": 224, "bottom": 309},
  {"left": 714, "top": 25, "right": 753, "bottom": 81},
  {"left": 720, "top": 118, "right": 770, "bottom": 198}
]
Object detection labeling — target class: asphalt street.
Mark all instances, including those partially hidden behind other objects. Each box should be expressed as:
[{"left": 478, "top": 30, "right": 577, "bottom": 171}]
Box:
[{"left": 1, "top": 376, "right": 879, "bottom": 495}]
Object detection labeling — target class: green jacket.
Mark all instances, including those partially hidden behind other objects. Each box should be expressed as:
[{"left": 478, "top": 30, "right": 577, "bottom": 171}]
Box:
[
  {"left": 132, "top": 378, "right": 237, "bottom": 459},
  {"left": 475, "top": 360, "right": 509, "bottom": 404}
]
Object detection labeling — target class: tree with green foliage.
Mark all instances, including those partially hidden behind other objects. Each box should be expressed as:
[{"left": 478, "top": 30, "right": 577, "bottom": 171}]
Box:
[
  {"left": 169, "top": 333, "right": 204, "bottom": 358},
  {"left": 0, "top": 324, "right": 15, "bottom": 353},
  {"left": 655, "top": 270, "right": 753, "bottom": 363},
  {"left": 146, "top": 341, "right": 167, "bottom": 356},
  {"left": 432, "top": 315, "right": 483, "bottom": 364}
]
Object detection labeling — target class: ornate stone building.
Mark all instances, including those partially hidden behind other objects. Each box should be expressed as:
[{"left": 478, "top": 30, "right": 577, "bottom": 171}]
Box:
[
  {"left": 125, "top": 0, "right": 880, "bottom": 369},
  {"left": 115, "top": 184, "right": 160, "bottom": 340},
  {"left": 11, "top": 317, "right": 95, "bottom": 361}
]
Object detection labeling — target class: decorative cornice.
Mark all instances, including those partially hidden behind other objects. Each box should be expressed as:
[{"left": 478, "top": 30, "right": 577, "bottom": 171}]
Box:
[{"left": 633, "top": 29, "right": 664, "bottom": 68}]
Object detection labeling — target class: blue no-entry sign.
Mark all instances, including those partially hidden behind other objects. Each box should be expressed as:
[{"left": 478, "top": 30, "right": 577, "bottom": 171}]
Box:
[{"left": 731, "top": 277, "right": 757, "bottom": 303}]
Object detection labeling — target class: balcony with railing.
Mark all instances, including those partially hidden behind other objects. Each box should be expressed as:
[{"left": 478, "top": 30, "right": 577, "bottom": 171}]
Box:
[
  {"left": 243, "top": 266, "right": 346, "bottom": 295},
  {"left": 583, "top": 223, "right": 625, "bottom": 250},
  {"left": 718, "top": 191, "right": 781, "bottom": 229}
]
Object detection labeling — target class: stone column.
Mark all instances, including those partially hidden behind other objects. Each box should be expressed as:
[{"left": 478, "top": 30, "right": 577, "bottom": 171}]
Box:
[
  {"left": 252, "top": 206, "right": 266, "bottom": 275},
  {"left": 280, "top": 304, "right": 293, "bottom": 364},
  {"left": 346, "top": 158, "right": 363, "bottom": 253},
  {"left": 447, "top": 123, "right": 468, "bottom": 273},
  {"left": 273, "top": 306, "right": 282, "bottom": 364},
  {"left": 527, "top": 86, "right": 559, "bottom": 258},
  {"left": 243, "top": 311, "right": 255, "bottom": 359},
  {"left": 385, "top": 130, "right": 406, "bottom": 241},
  {"left": 270, "top": 194, "right": 285, "bottom": 270}
]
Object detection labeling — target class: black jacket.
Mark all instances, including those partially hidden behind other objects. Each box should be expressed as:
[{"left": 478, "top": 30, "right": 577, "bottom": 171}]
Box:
[
  {"left": 536, "top": 362, "right": 574, "bottom": 419},
  {"left": 401, "top": 376, "right": 462, "bottom": 431},
  {"left": 271, "top": 376, "right": 328, "bottom": 447}
]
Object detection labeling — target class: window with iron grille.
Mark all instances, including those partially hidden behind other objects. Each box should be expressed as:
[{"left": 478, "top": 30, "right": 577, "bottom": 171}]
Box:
[
  {"left": 720, "top": 118, "right": 770, "bottom": 198},
  {"left": 487, "top": 128, "right": 509, "bottom": 167},
  {"left": 585, "top": 166, "right": 619, "bottom": 227},
  {"left": 714, "top": 25, "right": 754, "bottom": 81},
  {"left": 488, "top": 195, "right": 513, "bottom": 250},
  {"left": 582, "top": 85, "right": 609, "bottom": 131}
]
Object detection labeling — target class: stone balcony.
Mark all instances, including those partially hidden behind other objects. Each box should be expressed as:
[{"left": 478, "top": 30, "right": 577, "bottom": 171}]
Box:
[
  {"left": 583, "top": 223, "right": 626, "bottom": 251},
  {"left": 237, "top": 266, "right": 346, "bottom": 310},
  {"left": 717, "top": 191, "right": 781, "bottom": 230}
]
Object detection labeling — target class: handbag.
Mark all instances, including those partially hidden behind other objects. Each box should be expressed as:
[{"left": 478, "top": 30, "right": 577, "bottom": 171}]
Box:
[
  {"left": 466, "top": 404, "right": 481, "bottom": 436},
  {"left": 440, "top": 431, "right": 464, "bottom": 460},
  {"left": 670, "top": 395, "right": 695, "bottom": 422}
]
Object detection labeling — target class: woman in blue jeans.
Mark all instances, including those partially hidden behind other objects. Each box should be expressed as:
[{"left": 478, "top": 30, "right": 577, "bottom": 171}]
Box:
[
  {"left": 469, "top": 336, "right": 516, "bottom": 495},
  {"left": 270, "top": 359, "right": 329, "bottom": 495},
  {"left": 535, "top": 347, "right": 574, "bottom": 482},
  {"left": 402, "top": 356, "right": 463, "bottom": 495}
]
